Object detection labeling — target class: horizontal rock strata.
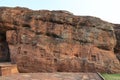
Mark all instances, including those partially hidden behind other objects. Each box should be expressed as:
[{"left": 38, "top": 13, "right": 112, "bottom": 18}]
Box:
[{"left": 0, "top": 7, "right": 119, "bottom": 73}]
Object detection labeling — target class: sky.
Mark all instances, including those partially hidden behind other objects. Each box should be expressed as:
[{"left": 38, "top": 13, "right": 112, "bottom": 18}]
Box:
[{"left": 0, "top": 0, "right": 120, "bottom": 24}]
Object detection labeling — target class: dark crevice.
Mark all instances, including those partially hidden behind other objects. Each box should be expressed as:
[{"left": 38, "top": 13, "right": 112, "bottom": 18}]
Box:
[
  {"left": 57, "top": 69, "right": 62, "bottom": 72},
  {"left": 0, "top": 32, "right": 10, "bottom": 62},
  {"left": 35, "top": 31, "right": 63, "bottom": 39},
  {"left": 46, "top": 32, "right": 62, "bottom": 39},
  {"left": 54, "top": 58, "right": 57, "bottom": 63},
  {"left": 74, "top": 54, "right": 79, "bottom": 57},
  {"left": 22, "top": 24, "right": 31, "bottom": 28},
  {"left": 73, "top": 38, "right": 92, "bottom": 44},
  {"left": 97, "top": 45, "right": 111, "bottom": 51}
]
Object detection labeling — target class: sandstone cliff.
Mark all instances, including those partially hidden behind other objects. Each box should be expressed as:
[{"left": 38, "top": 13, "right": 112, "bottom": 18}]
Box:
[
  {"left": 114, "top": 24, "right": 120, "bottom": 61},
  {"left": 0, "top": 7, "right": 119, "bottom": 73}
]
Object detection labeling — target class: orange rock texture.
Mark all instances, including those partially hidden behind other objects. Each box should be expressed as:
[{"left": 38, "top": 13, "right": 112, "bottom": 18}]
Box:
[{"left": 0, "top": 7, "right": 119, "bottom": 73}]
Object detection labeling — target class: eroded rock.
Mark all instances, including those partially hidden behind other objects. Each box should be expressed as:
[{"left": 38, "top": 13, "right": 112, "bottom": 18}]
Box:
[
  {"left": 0, "top": 7, "right": 119, "bottom": 73},
  {"left": 114, "top": 24, "right": 120, "bottom": 61}
]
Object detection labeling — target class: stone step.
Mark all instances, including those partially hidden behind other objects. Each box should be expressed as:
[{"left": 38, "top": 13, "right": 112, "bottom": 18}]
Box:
[{"left": 0, "top": 62, "right": 18, "bottom": 76}]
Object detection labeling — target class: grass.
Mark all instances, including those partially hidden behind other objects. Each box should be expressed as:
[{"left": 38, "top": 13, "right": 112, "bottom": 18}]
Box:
[{"left": 101, "top": 73, "right": 120, "bottom": 80}]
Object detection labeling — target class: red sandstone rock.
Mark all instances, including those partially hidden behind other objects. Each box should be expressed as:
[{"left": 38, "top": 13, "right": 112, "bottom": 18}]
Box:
[
  {"left": 0, "top": 7, "right": 119, "bottom": 73},
  {"left": 114, "top": 24, "right": 120, "bottom": 61}
]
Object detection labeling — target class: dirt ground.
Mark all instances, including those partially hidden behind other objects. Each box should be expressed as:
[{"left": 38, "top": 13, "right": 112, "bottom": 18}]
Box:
[{"left": 0, "top": 73, "right": 102, "bottom": 80}]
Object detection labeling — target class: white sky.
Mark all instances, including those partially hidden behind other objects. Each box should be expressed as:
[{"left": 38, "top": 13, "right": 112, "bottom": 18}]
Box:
[{"left": 0, "top": 0, "right": 120, "bottom": 23}]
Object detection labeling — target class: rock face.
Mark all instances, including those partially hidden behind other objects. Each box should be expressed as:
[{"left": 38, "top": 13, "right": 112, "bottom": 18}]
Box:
[
  {"left": 0, "top": 7, "right": 119, "bottom": 73},
  {"left": 114, "top": 24, "right": 120, "bottom": 61}
]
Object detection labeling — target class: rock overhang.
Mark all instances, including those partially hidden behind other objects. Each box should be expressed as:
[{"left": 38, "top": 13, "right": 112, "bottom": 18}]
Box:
[{"left": 0, "top": 7, "right": 119, "bottom": 73}]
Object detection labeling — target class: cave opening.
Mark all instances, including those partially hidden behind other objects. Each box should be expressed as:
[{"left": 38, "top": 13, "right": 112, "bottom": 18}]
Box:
[{"left": 0, "top": 31, "right": 10, "bottom": 62}]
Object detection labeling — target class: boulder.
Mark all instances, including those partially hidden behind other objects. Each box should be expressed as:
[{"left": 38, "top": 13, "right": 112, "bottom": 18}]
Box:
[{"left": 0, "top": 7, "right": 119, "bottom": 73}]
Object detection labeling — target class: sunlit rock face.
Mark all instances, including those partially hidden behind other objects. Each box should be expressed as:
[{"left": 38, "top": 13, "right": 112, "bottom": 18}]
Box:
[{"left": 0, "top": 7, "right": 120, "bottom": 73}]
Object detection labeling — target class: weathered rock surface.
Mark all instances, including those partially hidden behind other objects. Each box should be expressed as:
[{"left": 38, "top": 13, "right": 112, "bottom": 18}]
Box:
[
  {"left": 114, "top": 24, "right": 120, "bottom": 61},
  {"left": 0, "top": 7, "right": 119, "bottom": 73}
]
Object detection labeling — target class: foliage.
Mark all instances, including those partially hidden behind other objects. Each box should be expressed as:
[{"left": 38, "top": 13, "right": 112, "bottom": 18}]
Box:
[{"left": 102, "top": 73, "right": 120, "bottom": 80}]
